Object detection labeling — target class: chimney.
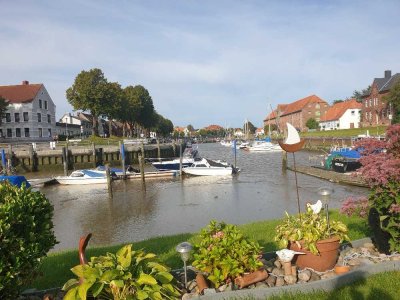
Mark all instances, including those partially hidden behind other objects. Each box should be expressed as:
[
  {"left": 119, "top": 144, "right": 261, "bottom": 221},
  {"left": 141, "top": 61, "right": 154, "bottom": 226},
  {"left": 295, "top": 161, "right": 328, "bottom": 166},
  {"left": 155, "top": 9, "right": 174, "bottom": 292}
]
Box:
[
  {"left": 22, "top": 80, "right": 29, "bottom": 85},
  {"left": 384, "top": 70, "right": 391, "bottom": 79}
]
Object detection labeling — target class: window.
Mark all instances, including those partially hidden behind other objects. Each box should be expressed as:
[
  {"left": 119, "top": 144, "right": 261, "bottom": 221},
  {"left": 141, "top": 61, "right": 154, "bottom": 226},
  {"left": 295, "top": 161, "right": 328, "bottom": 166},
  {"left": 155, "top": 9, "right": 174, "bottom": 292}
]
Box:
[
  {"left": 315, "top": 103, "right": 320, "bottom": 109},
  {"left": 315, "top": 111, "right": 320, "bottom": 116},
  {"left": 24, "top": 128, "right": 30, "bottom": 137},
  {"left": 23, "top": 112, "right": 29, "bottom": 121},
  {"left": 7, "top": 128, "right": 12, "bottom": 137},
  {"left": 47, "top": 114, "right": 51, "bottom": 123},
  {"left": 351, "top": 111, "right": 355, "bottom": 116},
  {"left": 37, "top": 113, "right": 41, "bottom": 122},
  {"left": 6, "top": 113, "right": 11, "bottom": 122},
  {"left": 39, "top": 99, "right": 42, "bottom": 109},
  {"left": 365, "top": 99, "right": 368, "bottom": 107},
  {"left": 16, "top": 128, "right": 21, "bottom": 137},
  {"left": 38, "top": 128, "right": 43, "bottom": 137},
  {"left": 14, "top": 113, "right": 20, "bottom": 122},
  {"left": 0, "top": 129, "right": 2, "bottom": 137},
  {"left": 48, "top": 128, "right": 52, "bottom": 137},
  {"left": 45, "top": 101, "right": 48, "bottom": 109},
  {"left": 369, "top": 99, "right": 372, "bottom": 106}
]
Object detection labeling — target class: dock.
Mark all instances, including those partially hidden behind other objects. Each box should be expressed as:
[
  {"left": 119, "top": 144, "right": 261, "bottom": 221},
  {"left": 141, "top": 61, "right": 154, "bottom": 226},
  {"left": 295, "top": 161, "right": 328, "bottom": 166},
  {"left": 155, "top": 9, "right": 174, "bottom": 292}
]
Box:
[
  {"left": 288, "top": 165, "right": 368, "bottom": 188},
  {"left": 119, "top": 170, "right": 178, "bottom": 180}
]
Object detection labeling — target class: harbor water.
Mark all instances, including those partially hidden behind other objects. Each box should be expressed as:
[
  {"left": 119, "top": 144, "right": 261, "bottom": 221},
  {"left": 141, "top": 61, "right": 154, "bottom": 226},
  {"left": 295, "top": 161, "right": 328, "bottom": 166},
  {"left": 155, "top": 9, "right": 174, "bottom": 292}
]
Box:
[{"left": 39, "top": 143, "right": 368, "bottom": 251}]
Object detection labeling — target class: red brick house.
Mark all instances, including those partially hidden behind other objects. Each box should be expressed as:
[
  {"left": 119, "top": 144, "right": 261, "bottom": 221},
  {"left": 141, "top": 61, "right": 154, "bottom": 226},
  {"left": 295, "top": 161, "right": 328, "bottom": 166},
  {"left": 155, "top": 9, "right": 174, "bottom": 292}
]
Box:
[
  {"left": 264, "top": 95, "right": 329, "bottom": 132},
  {"left": 361, "top": 70, "right": 400, "bottom": 126}
]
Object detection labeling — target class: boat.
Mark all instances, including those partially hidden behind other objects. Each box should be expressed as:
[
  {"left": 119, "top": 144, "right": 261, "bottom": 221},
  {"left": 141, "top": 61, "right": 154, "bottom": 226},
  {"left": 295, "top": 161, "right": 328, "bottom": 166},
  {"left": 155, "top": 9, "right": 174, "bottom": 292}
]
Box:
[
  {"left": 182, "top": 158, "right": 239, "bottom": 176},
  {"left": 244, "top": 139, "right": 282, "bottom": 152},
  {"left": 91, "top": 165, "right": 178, "bottom": 179},
  {"left": 151, "top": 147, "right": 199, "bottom": 171},
  {"left": 55, "top": 170, "right": 109, "bottom": 185},
  {"left": 325, "top": 146, "right": 362, "bottom": 173}
]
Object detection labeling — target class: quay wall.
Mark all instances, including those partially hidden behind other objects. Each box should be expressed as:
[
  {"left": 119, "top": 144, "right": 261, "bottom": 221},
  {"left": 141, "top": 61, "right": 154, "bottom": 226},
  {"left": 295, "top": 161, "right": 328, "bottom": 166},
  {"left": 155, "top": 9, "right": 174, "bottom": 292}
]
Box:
[{"left": 1, "top": 142, "right": 183, "bottom": 173}]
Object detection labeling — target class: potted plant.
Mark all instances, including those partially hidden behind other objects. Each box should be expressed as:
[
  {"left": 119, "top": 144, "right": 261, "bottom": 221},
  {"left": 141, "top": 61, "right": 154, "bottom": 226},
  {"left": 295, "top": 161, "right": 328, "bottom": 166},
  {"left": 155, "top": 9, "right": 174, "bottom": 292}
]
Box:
[
  {"left": 274, "top": 205, "right": 349, "bottom": 271},
  {"left": 192, "top": 220, "right": 265, "bottom": 289}
]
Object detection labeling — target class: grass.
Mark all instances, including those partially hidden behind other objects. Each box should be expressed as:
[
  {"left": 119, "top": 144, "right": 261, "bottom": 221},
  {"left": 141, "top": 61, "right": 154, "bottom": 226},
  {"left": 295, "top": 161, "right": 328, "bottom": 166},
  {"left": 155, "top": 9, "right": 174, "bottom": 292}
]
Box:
[
  {"left": 300, "top": 125, "right": 387, "bottom": 138},
  {"left": 28, "top": 210, "right": 370, "bottom": 291}
]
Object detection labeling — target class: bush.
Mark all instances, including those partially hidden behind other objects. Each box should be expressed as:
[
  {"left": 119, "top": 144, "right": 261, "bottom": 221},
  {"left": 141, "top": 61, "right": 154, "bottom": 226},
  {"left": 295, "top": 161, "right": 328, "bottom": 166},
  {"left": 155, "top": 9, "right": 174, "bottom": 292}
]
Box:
[
  {"left": 63, "top": 244, "right": 180, "bottom": 300},
  {"left": 0, "top": 183, "right": 57, "bottom": 297},
  {"left": 192, "top": 220, "right": 263, "bottom": 288}
]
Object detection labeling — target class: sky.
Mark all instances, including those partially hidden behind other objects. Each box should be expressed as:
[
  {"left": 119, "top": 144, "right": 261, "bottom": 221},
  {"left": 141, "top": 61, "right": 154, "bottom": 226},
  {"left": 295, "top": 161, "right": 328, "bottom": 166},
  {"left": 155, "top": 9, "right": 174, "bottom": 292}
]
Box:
[{"left": 1, "top": 0, "right": 400, "bottom": 129}]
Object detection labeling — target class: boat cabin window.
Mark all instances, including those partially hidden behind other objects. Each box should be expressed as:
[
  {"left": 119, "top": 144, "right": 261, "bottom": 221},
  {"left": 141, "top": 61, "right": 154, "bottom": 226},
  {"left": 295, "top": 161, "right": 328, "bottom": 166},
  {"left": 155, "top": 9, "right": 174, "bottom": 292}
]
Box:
[{"left": 196, "top": 164, "right": 207, "bottom": 167}]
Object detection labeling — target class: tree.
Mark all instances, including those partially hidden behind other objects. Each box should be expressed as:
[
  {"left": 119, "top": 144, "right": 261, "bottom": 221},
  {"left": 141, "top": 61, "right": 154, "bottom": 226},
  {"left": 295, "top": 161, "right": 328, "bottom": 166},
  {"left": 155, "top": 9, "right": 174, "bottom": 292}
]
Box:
[
  {"left": 332, "top": 99, "right": 344, "bottom": 105},
  {"left": 306, "top": 118, "right": 319, "bottom": 130},
  {"left": 383, "top": 80, "right": 400, "bottom": 124},
  {"left": 66, "top": 68, "right": 109, "bottom": 136},
  {"left": 101, "top": 81, "right": 123, "bottom": 137},
  {"left": 353, "top": 86, "right": 371, "bottom": 102},
  {"left": 152, "top": 113, "right": 173, "bottom": 137},
  {"left": 0, "top": 96, "right": 9, "bottom": 126},
  {"left": 187, "top": 124, "right": 194, "bottom": 132},
  {"left": 243, "top": 121, "right": 256, "bottom": 134}
]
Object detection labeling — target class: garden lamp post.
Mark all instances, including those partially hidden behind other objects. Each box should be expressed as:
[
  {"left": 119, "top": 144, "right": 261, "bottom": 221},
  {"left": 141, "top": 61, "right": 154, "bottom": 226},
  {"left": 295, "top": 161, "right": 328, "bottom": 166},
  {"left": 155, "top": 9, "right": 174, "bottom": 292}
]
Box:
[
  {"left": 176, "top": 242, "right": 192, "bottom": 289},
  {"left": 318, "top": 187, "right": 333, "bottom": 230}
]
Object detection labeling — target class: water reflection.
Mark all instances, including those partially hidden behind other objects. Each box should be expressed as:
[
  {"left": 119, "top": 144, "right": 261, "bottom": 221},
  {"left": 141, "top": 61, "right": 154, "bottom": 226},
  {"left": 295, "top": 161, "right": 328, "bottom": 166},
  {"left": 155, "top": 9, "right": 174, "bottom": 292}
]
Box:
[{"left": 41, "top": 143, "right": 368, "bottom": 251}]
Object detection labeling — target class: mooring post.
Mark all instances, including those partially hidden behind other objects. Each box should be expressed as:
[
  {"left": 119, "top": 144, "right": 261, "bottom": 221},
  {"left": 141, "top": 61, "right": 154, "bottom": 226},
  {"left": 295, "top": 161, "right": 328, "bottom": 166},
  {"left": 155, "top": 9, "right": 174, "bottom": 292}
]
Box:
[
  {"left": 7, "top": 144, "right": 12, "bottom": 175},
  {"left": 92, "top": 143, "right": 96, "bottom": 167},
  {"left": 119, "top": 141, "right": 126, "bottom": 179},
  {"left": 29, "top": 144, "right": 35, "bottom": 172},
  {"left": 141, "top": 142, "right": 145, "bottom": 159},
  {"left": 139, "top": 153, "right": 146, "bottom": 188},
  {"left": 62, "top": 147, "right": 68, "bottom": 176},
  {"left": 106, "top": 165, "right": 113, "bottom": 195},
  {"left": 172, "top": 141, "right": 176, "bottom": 157},
  {"left": 281, "top": 150, "right": 287, "bottom": 173},
  {"left": 157, "top": 139, "right": 161, "bottom": 160},
  {"left": 179, "top": 143, "right": 183, "bottom": 178}
]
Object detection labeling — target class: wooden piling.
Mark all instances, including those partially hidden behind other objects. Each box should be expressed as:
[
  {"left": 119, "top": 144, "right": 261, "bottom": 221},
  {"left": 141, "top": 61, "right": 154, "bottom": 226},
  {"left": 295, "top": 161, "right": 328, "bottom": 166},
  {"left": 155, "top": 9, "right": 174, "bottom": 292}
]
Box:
[
  {"left": 106, "top": 165, "right": 112, "bottom": 195},
  {"left": 62, "top": 147, "right": 68, "bottom": 176},
  {"left": 119, "top": 141, "right": 126, "bottom": 178},
  {"left": 92, "top": 143, "right": 96, "bottom": 167},
  {"left": 7, "top": 144, "right": 12, "bottom": 175},
  {"left": 139, "top": 154, "right": 146, "bottom": 188},
  {"left": 157, "top": 139, "right": 161, "bottom": 159},
  {"left": 29, "top": 144, "right": 35, "bottom": 172},
  {"left": 282, "top": 151, "right": 287, "bottom": 172},
  {"left": 179, "top": 143, "right": 183, "bottom": 178}
]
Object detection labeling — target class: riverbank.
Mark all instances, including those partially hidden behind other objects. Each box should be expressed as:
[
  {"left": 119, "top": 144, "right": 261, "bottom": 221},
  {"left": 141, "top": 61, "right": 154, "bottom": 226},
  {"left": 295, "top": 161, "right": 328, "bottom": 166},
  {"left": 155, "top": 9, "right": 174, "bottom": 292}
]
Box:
[{"left": 28, "top": 210, "right": 368, "bottom": 291}]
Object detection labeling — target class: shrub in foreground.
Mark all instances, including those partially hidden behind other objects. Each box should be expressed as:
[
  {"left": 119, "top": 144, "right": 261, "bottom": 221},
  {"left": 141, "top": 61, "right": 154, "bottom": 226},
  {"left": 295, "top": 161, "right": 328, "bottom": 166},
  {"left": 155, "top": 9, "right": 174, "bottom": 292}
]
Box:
[{"left": 0, "top": 182, "right": 57, "bottom": 297}]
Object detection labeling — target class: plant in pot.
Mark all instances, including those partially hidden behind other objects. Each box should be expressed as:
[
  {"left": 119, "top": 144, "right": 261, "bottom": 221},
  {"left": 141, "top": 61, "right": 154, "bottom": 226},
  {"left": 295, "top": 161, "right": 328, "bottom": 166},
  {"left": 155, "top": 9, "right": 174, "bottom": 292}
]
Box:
[
  {"left": 192, "top": 220, "right": 265, "bottom": 290},
  {"left": 274, "top": 205, "right": 350, "bottom": 272}
]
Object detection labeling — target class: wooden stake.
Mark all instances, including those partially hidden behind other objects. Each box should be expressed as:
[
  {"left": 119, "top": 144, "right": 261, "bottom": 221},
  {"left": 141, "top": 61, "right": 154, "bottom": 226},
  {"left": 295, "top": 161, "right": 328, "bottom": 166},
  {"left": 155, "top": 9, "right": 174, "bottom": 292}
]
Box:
[{"left": 62, "top": 147, "right": 68, "bottom": 176}]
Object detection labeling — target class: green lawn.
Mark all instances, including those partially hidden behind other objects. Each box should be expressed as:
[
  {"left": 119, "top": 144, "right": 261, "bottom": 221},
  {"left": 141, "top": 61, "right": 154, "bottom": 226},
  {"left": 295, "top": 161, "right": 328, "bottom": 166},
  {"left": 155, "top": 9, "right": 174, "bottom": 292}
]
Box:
[
  {"left": 28, "top": 211, "right": 370, "bottom": 291},
  {"left": 300, "top": 126, "right": 387, "bottom": 138}
]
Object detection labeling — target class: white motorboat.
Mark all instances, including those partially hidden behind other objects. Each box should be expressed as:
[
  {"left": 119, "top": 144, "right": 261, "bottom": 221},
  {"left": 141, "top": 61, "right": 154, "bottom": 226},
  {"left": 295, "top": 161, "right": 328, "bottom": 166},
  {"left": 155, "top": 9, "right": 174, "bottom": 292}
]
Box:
[
  {"left": 55, "top": 170, "right": 108, "bottom": 185},
  {"left": 244, "top": 140, "right": 282, "bottom": 152},
  {"left": 182, "top": 158, "right": 239, "bottom": 176},
  {"left": 151, "top": 147, "right": 199, "bottom": 171}
]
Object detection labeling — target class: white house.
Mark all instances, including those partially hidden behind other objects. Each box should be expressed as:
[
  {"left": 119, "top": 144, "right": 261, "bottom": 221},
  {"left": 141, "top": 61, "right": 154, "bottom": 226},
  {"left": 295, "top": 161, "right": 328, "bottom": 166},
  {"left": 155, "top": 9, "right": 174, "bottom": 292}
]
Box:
[
  {"left": 234, "top": 129, "right": 244, "bottom": 138},
  {"left": 255, "top": 128, "right": 265, "bottom": 137},
  {"left": 0, "top": 81, "right": 56, "bottom": 141},
  {"left": 319, "top": 99, "right": 362, "bottom": 131}
]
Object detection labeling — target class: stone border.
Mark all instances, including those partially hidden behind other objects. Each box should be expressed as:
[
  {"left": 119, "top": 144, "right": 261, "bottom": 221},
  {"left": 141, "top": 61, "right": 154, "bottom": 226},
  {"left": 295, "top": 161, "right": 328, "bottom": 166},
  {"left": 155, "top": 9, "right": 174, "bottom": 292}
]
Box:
[{"left": 194, "top": 238, "right": 400, "bottom": 299}]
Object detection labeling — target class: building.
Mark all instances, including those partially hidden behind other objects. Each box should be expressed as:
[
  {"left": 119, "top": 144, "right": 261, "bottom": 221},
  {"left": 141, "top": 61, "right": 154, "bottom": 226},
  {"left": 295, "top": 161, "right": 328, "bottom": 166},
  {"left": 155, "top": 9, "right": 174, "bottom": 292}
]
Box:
[
  {"left": 265, "top": 95, "right": 329, "bottom": 132},
  {"left": 361, "top": 70, "right": 400, "bottom": 126},
  {"left": 0, "top": 81, "right": 56, "bottom": 141},
  {"left": 255, "top": 128, "right": 265, "bottom": 137},
  {"left": 319, "top": 99, "right": 362, "bottom": 130}
]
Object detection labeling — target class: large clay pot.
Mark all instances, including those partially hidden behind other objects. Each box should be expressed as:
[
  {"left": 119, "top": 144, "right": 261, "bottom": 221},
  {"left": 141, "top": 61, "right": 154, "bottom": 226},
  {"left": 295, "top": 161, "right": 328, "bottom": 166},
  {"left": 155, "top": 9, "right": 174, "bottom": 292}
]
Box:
[{"left": 289, "top": 236, "right": 340, "bottom": 272}]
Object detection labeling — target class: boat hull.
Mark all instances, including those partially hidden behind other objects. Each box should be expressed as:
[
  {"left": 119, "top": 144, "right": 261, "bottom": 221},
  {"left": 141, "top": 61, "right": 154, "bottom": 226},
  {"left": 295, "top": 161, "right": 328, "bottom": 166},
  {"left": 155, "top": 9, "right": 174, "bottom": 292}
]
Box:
[
  {"left": 55, "top": 177, "right": 108, "bottom": 185},
  {"left": 182, "top": 167, "right": 233, "bottom": 176}
]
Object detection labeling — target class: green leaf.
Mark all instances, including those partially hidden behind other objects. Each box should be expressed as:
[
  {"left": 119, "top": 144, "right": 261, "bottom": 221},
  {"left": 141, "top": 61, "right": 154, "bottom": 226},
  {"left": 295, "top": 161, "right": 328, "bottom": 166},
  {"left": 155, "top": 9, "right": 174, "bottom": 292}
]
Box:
[
  {"left": 155, "top": 272, "right": 173, "bottom": 284},
  {"left": 70, "top": 265, "right": 85, "bottom": 278},
  {"left": 91, "top": 282, "right": 104, "bottom": 297},
  {"left": 147, "top": 262, "right": 168, "bottom": 272},
  {"left": 149, "top": 291, "right": 163, "bottom": 300},
  {"left": 100, "top": 269, "right": 120, "bottom": 282},
  {"left": 136, "top": 290, "right": 149, "bottom": 300},
  {"left": 63, "top": 288, "right": 79, "bottom": 300},
  {"left": 137, "top": 273, "right": 157, "bottom": 285},
  {"left": 78, "top": 281, "right": 94, "bottom": 300},
  {"left": 110, "top": 279, "right": 125, "bottom": 288},
  {"left": 116, "top": 244, "right": 132, "bottom": 268},
  {"left": 62, "top": 278, "right": 79, "bottom": 291}
]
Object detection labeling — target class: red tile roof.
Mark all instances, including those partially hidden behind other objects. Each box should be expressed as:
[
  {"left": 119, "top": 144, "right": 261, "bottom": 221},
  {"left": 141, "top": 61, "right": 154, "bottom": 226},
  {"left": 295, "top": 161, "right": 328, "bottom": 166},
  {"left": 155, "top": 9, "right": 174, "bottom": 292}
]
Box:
[
  {"left": 0, "top": 82, "right": 42, "bottom": 104},
  {"left": 320, "top": 99, "right": 362, "bottom": 122},
  {"left": 281, "top": 95, "right": 327, "bottom": 116},
  {"left": 205, "top": 124, "right": 223, "bottom": 131}
]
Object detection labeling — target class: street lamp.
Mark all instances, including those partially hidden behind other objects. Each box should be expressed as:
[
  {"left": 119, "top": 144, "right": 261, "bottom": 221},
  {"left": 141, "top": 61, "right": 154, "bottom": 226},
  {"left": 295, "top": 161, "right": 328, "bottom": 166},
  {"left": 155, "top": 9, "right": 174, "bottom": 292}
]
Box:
[
  {"left": 176, "top": 242, "right": 192, "bottom": 289},
  {"left": 318, "top": 187, "right": 333, "bottom": 230}
]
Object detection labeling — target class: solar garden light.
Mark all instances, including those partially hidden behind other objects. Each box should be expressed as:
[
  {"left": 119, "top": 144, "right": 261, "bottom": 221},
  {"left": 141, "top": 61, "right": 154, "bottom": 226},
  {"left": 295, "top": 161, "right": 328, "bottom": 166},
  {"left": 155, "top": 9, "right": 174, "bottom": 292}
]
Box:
[
  {"left": 176, "top": 242, "right": 193, "bottom": 289},
  {"left": 318, "top": 187, "right": 333, "bottom": 230}
]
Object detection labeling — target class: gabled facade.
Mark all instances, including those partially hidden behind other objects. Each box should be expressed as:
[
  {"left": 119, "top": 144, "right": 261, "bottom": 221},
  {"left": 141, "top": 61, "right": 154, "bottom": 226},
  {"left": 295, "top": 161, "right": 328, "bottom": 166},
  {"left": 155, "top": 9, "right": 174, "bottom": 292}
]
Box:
[
  {"left": 0, "top": 81, "right": 56, "bottom": 141},
  {"left": 76, "top": 112, "right": 105, "bottom": 137},
  {"left": 319, "top": 99, "right": 362, "bottom": 130},
  {"left": 361, "top": 70, "right": 400, "bottom": 126},
  {"left": 265, "top": 95, "right": 329, "bottom": 132}
]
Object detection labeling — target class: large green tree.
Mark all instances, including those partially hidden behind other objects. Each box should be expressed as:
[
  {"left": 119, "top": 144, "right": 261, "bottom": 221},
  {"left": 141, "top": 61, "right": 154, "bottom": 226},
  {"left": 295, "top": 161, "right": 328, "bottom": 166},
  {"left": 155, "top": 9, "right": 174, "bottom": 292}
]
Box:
[
  {"left": 152, "top": 113, "right": 174, "bottom": 137},
  {"left": 383, "top": 80, "right": 400, "bottom": 124},
  {"left": 353, "top": 86, "right": 371, "bottom": 102},
  {"left": 306, "top": 118, "right": 319, "bottom": 130},
  {"left": 101, "top": 81, "right": 123, "bottom": 136},
  {"left": 66, "top": 68, "right": 109, "bottom": 136},
  {"left": 0, "top": 96, "right": 9, "bottom": 126}
]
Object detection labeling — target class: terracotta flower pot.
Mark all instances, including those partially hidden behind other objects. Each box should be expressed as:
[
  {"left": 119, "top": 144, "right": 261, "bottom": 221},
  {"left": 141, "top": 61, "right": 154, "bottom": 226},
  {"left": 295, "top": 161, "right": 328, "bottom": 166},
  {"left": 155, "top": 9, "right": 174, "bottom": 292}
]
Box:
[
  {"left": 234, "top": 269, "right": 269, "bottom": 289},
  {"left": 289, "top": 236, "right": 340, "bottom": 272},
  {"left": 334, "top": 265, "right": 350, "bottom": 274},
  {"left": 196, "top": 273, "right": 208, "bottom": 294}
]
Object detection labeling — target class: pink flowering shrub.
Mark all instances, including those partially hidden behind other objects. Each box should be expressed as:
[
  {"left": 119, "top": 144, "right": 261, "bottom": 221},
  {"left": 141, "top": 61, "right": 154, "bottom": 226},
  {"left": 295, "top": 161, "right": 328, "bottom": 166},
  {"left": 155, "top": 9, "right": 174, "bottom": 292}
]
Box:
[
  {"left": 354, "top": 125, "right": 400, "bottom": 253},
  {"left": 340, "top": 196, "right": 369, "bottom": 218}
]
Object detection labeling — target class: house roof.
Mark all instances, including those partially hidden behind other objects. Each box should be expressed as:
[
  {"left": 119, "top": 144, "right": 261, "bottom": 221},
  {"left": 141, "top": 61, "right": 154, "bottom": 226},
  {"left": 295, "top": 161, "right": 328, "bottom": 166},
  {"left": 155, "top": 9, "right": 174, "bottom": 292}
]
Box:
[
  {"left": 363, "top": 71, "right": 400, "bottom": 97},
  {"left": 320, "top": 99, "right": 361, "bottom": 122},
  {"left": 280, "top": 95, "right": 327, "bottom": 117},
  {"left": 205, "top": 125, "right": 223, "bottom": 131},
  {"left": 0, "top": 82, "right": 43, "bottom": 104}
]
